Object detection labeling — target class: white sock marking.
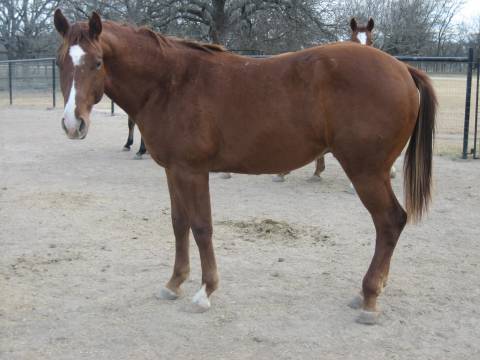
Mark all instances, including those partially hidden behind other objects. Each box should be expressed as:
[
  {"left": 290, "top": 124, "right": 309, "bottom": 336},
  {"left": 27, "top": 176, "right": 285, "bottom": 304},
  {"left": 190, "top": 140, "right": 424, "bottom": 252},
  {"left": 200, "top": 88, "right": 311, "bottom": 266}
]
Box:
[{"left": 192, "top": 284, "right": 210, "bottom": 310}]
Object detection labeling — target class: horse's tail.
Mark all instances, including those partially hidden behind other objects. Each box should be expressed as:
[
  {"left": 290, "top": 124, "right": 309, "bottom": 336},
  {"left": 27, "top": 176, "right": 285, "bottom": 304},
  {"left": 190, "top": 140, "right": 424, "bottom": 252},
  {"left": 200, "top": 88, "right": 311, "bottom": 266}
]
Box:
[{"left": 403, "top": 65, "right": 437, "bottom": 223}]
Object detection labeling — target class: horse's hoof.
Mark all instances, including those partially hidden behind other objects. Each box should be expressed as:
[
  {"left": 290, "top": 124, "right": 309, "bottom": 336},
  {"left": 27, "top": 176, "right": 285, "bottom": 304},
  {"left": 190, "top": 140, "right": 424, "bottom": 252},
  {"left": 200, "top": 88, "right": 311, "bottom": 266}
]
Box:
[
  {"left": 134, "top": 154, "right": 143, "bottom": 160},
  {"left": 191, "top": 284, "right": 211, "bottom": 312},
  {"left": 156, "top": 286, "right": 180, "bottom": 300},
  {"left": 272, "top": 175, "right": 285, "bottom": 182},
  {"left": 348, "top": 294, "right": 363, "bottom": 309},
  {"left": 308, "top": 174, "right": 322, "bottom": 182},
  {"left": 356, "top": 309, "right": 380, "bottom": 325},
  {"left": 123, "top": 146, "right": 130, "bottom": 151},
  {"left": 219, "top": 173, "right": 232, "bottom": 179},
  {"left": 390, "top": 167, "right": 397, "bottom": 179}
]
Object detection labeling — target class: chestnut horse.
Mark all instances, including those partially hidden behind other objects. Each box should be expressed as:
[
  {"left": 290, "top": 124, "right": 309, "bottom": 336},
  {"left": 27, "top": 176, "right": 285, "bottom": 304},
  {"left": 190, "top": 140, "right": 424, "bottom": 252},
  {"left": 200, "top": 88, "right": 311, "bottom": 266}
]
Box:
[{"left": 54, "top": 10, "right": 436, "bottom": 324}]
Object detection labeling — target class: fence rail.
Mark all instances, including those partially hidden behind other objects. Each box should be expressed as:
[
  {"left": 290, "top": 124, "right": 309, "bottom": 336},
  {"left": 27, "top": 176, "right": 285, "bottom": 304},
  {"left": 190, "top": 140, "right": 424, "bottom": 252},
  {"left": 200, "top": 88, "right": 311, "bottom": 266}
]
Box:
[{"left": 1, "top": 49, "right": 479, "bottom": 158}]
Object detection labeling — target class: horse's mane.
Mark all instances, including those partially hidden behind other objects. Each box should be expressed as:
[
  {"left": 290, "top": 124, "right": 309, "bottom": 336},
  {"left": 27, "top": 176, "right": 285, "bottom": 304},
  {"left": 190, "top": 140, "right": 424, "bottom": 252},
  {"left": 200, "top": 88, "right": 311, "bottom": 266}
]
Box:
[
  {"left": 136, "top": 26, "right": 226, "bottom": 54},
  {"left": 108, "top": 21, "right": 225, "bottom": 54},
  {"left": 59, "top": 21, "right": 226, "bottom": 58}
]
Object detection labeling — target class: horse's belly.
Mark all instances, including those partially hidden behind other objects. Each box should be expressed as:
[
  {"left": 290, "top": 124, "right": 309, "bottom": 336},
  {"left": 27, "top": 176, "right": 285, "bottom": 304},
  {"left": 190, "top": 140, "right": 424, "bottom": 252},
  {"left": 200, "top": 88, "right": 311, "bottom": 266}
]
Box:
[{"left": 214, "top": 132, "right": 326, "bottom": 174}]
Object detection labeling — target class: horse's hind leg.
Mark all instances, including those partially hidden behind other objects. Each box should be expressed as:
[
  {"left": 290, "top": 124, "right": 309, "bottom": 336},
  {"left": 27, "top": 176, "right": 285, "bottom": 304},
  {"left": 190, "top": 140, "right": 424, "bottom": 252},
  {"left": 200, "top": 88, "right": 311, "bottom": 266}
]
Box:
[
  {"left": 348, "top": 172, "right": 407, "bottom": 324},
  {"left": 123, "top": 116, "right": 135, "bottom": 151}
]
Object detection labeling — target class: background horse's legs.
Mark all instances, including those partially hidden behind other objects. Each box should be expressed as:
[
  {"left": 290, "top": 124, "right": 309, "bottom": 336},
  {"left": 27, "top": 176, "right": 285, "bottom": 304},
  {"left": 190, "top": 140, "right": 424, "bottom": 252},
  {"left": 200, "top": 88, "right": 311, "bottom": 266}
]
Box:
[
  {"left": 390, "top": 165, "right": 397, "bottom": 179},
  {"left": 273, "top": 156, "right": 326, "bottom": 183},
  {"left": 272, "top": 172, "right": 288, "bottom": 182},
  {"left": 135, "top": 138, "right": 147, "bottom": 159},
  {"left": 163, "top": 168, "right": 219, "bottom": 311},
  {"left": 123, "top": 116, "right": 135, "bottom": 151},
  {"left": 349, "top": 173, "right": 407, "bottom": 324},
  {"left": 219, "top": 172, "right": 232, "bottom": 179},
  {"left": 311, "top": 156, "right": 326, "bottom": 180}
]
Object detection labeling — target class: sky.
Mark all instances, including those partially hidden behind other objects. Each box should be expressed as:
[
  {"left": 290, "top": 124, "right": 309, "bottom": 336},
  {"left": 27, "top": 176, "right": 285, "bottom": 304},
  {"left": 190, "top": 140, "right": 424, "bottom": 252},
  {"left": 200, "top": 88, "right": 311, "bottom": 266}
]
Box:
[{"left": 453, "top": 0, "right": 480, "bottom": 24}]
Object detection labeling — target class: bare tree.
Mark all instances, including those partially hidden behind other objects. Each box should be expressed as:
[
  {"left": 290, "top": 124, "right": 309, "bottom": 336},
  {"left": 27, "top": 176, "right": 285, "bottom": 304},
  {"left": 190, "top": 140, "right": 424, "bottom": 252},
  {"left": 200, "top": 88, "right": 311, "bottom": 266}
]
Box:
[
  {"left": 456, "top": 15, "right": 480, "bottom": 57},
  {"left": 0, "top": 0, "right": 470, "bottom": 59},
  {"left": 430, "top": 0, "right": 465, "bottom": 55},
  {"left": 145, "top": 0, "right": 340, "bottom": 47},
  {"left": 0, "top": 0, "right": 60, "bottom": 59},
  {"left": 338, "top": 0, "right": 465, "bottom": 55}
]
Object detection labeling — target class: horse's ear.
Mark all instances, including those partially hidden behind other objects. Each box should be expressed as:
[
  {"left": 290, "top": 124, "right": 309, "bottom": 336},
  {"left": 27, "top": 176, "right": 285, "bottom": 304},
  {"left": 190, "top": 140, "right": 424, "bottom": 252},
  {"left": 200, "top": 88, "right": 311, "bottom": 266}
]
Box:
[
  {"left": 367, "top": 18, "right": 374, "bottom": 31},
  {"left": 54, "top": 9, "right": 69, "bottom": 37},
  {"left": 89, "top": 11, "right": 102, "bottom": 40},
  {"left": 350, "top": 18, "right": 357, "bottom": 32}
]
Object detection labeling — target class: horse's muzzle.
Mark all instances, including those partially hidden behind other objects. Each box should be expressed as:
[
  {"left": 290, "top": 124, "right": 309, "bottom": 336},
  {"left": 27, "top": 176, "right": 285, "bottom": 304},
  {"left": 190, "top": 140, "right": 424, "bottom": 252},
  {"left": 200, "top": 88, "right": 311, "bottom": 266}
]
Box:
[{"left": 62, "top": 117, "right": 88, "bottom": 139}]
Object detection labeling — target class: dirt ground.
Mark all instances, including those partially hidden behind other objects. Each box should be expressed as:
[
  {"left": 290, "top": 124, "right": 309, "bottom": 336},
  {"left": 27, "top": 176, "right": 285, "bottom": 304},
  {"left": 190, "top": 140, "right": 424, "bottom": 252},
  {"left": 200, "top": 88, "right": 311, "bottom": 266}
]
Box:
[{"left": 1, "top": 106, "right": 480, "bottom": 359}]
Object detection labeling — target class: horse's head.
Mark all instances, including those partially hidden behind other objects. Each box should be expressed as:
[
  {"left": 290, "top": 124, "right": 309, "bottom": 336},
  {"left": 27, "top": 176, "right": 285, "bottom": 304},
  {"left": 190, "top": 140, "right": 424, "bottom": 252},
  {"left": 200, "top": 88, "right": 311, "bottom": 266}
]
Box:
[
  {"left": 350, "top": 18, "right": 374, "bottom": 46},
  {"left": 54, "top": 9, "right": 105, "bottom": 140}
]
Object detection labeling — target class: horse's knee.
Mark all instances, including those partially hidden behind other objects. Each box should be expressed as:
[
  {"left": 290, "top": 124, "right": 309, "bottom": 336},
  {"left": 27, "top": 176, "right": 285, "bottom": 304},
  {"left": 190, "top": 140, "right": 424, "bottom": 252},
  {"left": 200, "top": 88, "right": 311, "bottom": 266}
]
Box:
[
  {"left": 191, "top": 224, "right": 213, "bottom": 242},
  {"left": 171, "top": 215, "right": 189, "bottom": 237}
]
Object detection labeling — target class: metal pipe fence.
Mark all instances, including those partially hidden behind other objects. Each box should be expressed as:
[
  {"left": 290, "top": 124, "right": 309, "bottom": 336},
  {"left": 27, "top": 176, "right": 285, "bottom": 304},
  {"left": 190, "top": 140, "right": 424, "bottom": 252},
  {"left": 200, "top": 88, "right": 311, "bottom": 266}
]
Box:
[{"left": 1, "top": 49, "right": 479, "bottom": 158}]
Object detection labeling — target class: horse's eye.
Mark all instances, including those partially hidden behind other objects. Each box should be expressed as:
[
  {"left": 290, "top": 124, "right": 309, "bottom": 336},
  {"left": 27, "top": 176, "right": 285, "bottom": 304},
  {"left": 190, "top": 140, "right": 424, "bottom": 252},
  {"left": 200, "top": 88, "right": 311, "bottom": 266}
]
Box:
[{"left": 96, "top": 60, "right": 102, "bottom": 70}]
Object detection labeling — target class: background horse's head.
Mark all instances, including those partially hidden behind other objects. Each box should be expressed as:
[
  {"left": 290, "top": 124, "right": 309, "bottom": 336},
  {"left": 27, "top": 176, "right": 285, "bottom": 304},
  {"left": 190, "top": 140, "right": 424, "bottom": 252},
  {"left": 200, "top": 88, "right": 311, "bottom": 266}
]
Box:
[
  {"left": 350, "top": 18, "right": 374, "bottom": 46},
  {"left": 54, "top": 9, "right": 105, "bottom": 139}
]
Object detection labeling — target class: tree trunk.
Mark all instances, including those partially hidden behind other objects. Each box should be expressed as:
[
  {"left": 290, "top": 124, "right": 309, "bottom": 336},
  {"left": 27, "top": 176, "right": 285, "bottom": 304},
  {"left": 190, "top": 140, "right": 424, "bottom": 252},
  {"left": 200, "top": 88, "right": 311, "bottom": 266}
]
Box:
[{"left": 209, "top": 0, "right": 227, "bottom": 45}]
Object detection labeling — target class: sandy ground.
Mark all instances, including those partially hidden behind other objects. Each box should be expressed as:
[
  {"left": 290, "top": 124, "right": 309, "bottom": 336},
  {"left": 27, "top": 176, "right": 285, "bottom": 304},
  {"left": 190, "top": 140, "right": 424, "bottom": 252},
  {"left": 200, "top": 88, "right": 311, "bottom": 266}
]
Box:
[{"left": 1, "top": 106, "right": 480, "bottom": 359}]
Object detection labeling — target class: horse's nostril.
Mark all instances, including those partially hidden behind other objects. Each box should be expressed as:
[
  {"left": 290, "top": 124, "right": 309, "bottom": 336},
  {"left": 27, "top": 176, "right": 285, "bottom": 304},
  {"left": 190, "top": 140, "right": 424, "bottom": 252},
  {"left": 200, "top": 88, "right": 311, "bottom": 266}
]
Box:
[{"left": 78, "top": 118, "right": 86, "bottom": 133}]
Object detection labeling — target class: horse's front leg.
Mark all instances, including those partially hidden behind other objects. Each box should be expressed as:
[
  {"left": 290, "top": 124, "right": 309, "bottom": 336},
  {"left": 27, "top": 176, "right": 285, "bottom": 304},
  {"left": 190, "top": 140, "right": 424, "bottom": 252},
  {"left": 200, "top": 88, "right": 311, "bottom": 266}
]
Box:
[
  {"left": 157, "top": 170, "right": 191, "bottom": 300},
  {"left": 161, "top": 167, "right": 219, "bottom": 311}
]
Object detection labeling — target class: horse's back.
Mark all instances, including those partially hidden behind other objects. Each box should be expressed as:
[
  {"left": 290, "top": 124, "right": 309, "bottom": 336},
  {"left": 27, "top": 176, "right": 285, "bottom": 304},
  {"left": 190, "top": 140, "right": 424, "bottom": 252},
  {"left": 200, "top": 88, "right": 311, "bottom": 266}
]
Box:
[{"left": 207, "top": 44, "right": 419, "bottom": 173}]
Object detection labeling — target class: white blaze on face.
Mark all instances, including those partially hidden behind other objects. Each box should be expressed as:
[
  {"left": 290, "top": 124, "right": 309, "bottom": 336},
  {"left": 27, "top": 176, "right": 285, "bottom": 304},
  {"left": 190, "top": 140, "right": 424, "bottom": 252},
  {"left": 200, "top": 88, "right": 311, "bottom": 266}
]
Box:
[
  {"left": 357, "top": 32, "right": 367, "bottom": 45},
  {"left": 63, "top": 45, "right": 86, "bottom": 129},
  {"left": 64, "top": 80, "right": 78, "bottom": 129},
  {"left": 69, "top": 45, "right": 85, "bottom": 66}
]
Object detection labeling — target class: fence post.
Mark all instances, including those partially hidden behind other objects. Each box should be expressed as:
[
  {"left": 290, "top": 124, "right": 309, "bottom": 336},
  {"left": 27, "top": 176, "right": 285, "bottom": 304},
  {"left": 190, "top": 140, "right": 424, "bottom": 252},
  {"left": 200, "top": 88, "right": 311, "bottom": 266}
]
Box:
[
  {"left": 111, "top": 100, "right": 114, "bottom": 115},
  {"left": 8, "top": 62, "right": 13, "bottom": 105},
  {"left": 52, "top": 59, "right": 56, "bottom": 108},
  {"left": 462, "top": 48, "right": 474, "bottom": 159},
  {"left": 473, "top": 58, "right": 479, "bottom": 159}
]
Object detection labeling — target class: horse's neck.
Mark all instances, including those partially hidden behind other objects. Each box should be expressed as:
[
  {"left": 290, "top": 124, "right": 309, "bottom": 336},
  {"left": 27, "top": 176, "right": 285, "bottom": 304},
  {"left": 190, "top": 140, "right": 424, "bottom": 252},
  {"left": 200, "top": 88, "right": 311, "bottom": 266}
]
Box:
[{"left": 100, "top": 26, "right": 176, "bottom": 117}]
